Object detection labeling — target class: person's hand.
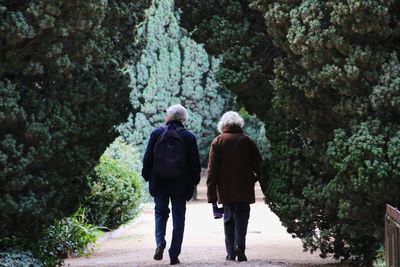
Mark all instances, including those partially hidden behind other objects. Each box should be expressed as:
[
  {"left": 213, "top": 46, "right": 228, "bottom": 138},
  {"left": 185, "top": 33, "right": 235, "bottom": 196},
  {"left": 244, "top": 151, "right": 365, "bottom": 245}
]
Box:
[{"left": 212, "top": 203, "right": 223, "bottom": 219}]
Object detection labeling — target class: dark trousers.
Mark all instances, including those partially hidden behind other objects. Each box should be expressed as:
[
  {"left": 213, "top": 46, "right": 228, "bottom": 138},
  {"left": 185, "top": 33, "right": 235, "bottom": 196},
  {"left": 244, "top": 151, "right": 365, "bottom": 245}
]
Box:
[
  {"left": 223, "top": 202, "right": 250, "bottom": 257},
  {"left": 154, "top": 194, "right": 186, "bottom": 259}
]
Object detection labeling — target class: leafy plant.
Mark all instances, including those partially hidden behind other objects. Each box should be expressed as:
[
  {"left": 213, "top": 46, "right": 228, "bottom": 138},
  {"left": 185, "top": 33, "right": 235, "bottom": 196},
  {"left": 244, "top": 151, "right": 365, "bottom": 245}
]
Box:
[
  {"left": 34, "top": 208, "right": 101, "bottom": 267},
  {"left": 84, "top": 156, "right": 143, "bottom": 230},
  {"left": 0, "top": 250, "right": 43, "bottom": 267},
  {"left": 240, "top": 107, "right": 270, "bottom": 159}
]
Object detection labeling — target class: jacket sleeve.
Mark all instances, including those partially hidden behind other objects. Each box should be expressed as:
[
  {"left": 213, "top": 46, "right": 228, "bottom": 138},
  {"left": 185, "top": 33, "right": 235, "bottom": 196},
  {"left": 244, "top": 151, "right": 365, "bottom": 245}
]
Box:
[
  {"left": 206, "top": 138, "right": 219, "bottom": 203},
  {"left": 141, "top": 130, "right": 159, "bottom": 182},
  {"left": 249, "top": 138, "right": 266, "bottom": 190},
  {"left": 188, "top": 135, "right": 201, "bottom": 185}
]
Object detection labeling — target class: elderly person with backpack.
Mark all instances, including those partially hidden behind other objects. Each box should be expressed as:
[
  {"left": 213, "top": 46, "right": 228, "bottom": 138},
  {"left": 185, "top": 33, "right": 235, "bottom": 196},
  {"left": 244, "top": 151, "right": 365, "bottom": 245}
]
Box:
[
  {"left": 207, "top": 111, "right": 265, "bottom": 262},
  {"left": 142, "top": 104, "right": 201, "bottom": 265}
]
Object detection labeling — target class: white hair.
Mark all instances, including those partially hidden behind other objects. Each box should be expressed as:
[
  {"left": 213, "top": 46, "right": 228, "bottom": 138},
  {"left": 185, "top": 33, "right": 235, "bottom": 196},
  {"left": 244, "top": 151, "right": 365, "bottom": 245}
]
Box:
[
  {"left": 217, "top": 111, "right": 245, "bottom": 133},
  {"left": 166, "top": 104, "right": 188, "bottom": 123}
]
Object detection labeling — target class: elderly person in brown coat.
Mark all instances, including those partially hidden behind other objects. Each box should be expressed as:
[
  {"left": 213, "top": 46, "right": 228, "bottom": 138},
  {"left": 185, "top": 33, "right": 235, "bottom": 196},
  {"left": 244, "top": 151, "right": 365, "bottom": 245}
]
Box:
[{"left": 207, "top": 111, "right": 264, "bottom": 262}]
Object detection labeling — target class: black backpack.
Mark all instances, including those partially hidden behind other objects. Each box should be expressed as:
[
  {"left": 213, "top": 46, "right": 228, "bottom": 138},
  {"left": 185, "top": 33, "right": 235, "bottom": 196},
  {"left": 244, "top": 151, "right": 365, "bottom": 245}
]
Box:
[{"left": 153, "top": 125, "right": 186, "bottom": 179}]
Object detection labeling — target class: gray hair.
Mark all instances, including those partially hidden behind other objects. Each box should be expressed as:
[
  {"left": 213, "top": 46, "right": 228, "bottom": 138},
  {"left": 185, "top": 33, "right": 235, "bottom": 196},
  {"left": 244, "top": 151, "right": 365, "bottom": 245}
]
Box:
[
  {"left": 166, "top": 104, "right": 188, "bottom": 123},
  {"left": 217, "top": 111, "right": 245, "bottom": 133}
]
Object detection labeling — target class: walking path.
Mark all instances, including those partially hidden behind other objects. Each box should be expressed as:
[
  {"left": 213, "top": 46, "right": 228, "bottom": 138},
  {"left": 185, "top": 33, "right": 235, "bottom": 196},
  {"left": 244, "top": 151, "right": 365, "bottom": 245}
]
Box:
[{"left": 65, "top": 182, "right": 344, "bottom": 267}]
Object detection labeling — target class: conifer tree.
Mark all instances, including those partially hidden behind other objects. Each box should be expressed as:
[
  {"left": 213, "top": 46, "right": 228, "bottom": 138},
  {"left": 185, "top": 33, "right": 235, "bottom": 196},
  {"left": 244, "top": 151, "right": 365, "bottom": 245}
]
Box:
[
  {"left": 257, "top": 1, "right": 400, "bottom": 263},
  {"left": 0, "top": 0, "right": 149, "bottom": 247}
]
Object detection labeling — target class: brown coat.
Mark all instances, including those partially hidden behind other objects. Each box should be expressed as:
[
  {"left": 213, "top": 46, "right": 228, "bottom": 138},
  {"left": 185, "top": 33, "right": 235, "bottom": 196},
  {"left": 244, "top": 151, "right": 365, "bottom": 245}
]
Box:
[{"left": 207, "top": 125, "right": 263, "bottom": 204}]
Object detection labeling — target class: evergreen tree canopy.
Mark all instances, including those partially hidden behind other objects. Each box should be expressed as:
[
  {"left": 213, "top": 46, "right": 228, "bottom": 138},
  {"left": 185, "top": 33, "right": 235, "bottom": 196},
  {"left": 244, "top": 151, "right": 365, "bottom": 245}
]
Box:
[
  {"left": 0, "top": 0, "right": 149, "bottom": 245},
  {"left": 176, "top": 0, "right": 280, "bottom": 118},
  {"left": 177, "top": 0, "right": 400, "bottom": 264}
]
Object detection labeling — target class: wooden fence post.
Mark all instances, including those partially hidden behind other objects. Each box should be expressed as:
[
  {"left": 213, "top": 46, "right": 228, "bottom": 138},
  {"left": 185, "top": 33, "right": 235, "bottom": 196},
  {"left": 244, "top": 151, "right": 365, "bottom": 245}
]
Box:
[{"left": 386, "top": 204, "right": 400, "bottom": 267}]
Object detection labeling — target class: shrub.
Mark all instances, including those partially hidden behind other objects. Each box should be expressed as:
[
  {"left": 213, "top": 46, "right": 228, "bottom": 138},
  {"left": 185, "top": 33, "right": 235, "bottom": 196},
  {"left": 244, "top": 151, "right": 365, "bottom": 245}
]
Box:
[
  {"left": 84, "top": 156, "right": 143, "bottom": 230},
  {"left": 33, "top": 208, "right": 101, "bottom": 267},
  {"left": 0, "top": 0, "right": 149, "bottom": 246},
  {"left": 176, "top": 0, "right": 400, "bottom": 264},
  {"left": 103, "top": 138, "right": 151, "bottom": 202},
  {"left": 175, "top": 0, "right": 279, "bottom": 118},
  {"left": 0, "top": 250, "right": 43, "bottom": 267},
  {"left": 240, "top": 107, "right": 270, "bottom": 160},
  {"left": 104, "top": 137, "right": 143, "bottom": 174}
]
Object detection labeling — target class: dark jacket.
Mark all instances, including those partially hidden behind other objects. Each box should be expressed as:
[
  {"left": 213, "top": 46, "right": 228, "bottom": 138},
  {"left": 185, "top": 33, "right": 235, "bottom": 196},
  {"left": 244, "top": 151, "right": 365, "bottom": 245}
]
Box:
[
  {"left": 207, "top": 125, "right": 263, "bottom": 204},
  {"left": 142, "top": 120, "right": 201, "bottom": 200}
]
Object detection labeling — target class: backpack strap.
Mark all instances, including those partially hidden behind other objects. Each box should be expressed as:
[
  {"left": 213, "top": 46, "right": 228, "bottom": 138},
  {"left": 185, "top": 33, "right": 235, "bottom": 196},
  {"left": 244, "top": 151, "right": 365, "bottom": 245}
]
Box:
[
  {"left": 165, "top": 124, "right": 185, "bottom": 134},
  {"left": 153, "top": 126, "right": 168, "bottom": 153},
  {"left": 156, "top": 125, "right": 185, "bottom": 143},
  {"left": 174, "top": 126, "right": 185, "bottom": 134},
  {"left": 160, "top": 125, "right": 168, "bottom": 137}
]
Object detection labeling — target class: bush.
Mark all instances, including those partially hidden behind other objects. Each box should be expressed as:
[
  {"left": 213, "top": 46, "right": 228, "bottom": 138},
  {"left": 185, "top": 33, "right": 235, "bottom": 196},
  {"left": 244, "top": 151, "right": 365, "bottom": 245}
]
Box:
[
  {"left": 0, "top": 0, "right": 149, "bottom": 246},
  {"left": 103, "top": 137, "right": 143, "bottom": 174},
  {"left": 84, "top": 156, "right": 143, "bottom": 230},
  {"left": 258, "top": 1, "right": 400, "bottom": 264},
  {"left": 33, "top": 208, "right": 101, "bottom": 267},
  {"left": 240, "top": 107, "right": 270, "bottom": 160},
  {"left": 0, "top": 250, "right": 43, "bottom": 267},
  {"left": 104, "top": 138, "right": 151, "bottom": 202},
  {"left": 1, "top": 209, "right": 101, "bottom": 267}
]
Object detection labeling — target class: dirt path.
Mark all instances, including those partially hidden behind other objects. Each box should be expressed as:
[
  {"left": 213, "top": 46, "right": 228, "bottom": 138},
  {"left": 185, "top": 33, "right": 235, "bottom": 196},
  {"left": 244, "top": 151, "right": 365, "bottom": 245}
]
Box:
[{"left": 65, "top": 183, "right": 343, "bottom": 267}]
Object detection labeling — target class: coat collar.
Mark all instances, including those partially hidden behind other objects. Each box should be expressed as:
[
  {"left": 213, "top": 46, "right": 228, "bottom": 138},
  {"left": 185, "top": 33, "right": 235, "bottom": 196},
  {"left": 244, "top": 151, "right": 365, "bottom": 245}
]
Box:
[
  {"left": 166, "top": 120, "right": 184, "bottom": 128},
  {"left": 222, "top": 124, "right": 243, "bottom": 133}
]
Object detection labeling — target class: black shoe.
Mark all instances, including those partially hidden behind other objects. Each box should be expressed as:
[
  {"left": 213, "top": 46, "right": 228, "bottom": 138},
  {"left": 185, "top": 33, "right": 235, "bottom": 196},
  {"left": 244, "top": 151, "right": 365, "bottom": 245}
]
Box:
[
  {"left": 225, "top": 255, "right": 235, "bottom": 261},
  {"left": 235, "top": 246, "right": 247, "bottom": 262},
  {"left": 153, "top": 245, "right": 165, "bottom": 261},
  {"left": 170, "top": 257, "right": 180, "bottom": 265}
]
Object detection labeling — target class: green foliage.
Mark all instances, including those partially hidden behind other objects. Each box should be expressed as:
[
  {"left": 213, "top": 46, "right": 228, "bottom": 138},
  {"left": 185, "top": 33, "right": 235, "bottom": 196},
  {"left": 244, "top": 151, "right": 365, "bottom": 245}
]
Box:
[
  {"left": 118, "top": 0, "right": 233, "bottom": 166},
  {"left": 0, "top": 250, "right": 43, "bottom": 267},
  {"left": 177, "top": 0, "right": 400, "bottom": 264},
  {"left": 240, "top": 107, "right": 270, "bottom": 159},
  {"left": 373, "top": 246, "right": 385, "bottom": 267},
  {"left": 0, "top": 0, "right": 149, "bottom": 248},
  {"left": 103, "top": 137, "right": 143, "bottom": 173},
  {"left": 175, "top": 0, "right": 280, "bottom": 118},
  {"left": 103, "top": 137, "right": 151, "bottom": 202},
  {"left": 84, "top": 156, "right": 143, "bottom": 230},
  {"left": 34, "top": 208, "right": 101, "bottom": 267},
  {"left": 256, "top": 1, "right": 400, "bottom": 264}
]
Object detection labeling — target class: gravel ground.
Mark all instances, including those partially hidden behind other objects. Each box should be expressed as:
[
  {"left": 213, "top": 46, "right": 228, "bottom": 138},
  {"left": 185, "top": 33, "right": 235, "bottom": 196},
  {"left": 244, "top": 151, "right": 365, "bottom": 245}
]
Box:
[{"left": 65, "top": 183, "right": 346, "bottom": 267}]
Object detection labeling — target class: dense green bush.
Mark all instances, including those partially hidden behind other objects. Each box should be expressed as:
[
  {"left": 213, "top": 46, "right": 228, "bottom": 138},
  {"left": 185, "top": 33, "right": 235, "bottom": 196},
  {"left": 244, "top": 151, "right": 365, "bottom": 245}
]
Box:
[
  {"left": 175, "top": 0, "right": 280, "bottom": 118},
  {"left": 240, "top": 107, "right": 270, "bottom": 159},
  {"left": 103, "top": 138, "right": 151, "bottom": 202},
  {"left": 84, "top": 156, "right": 143, "bottom": 230},
  {"left": 0, "top": 250, "right": 43, "bottom": 267},
  {"left": 0, "top": 0, "right": 149, "bottom": 247},
  {"left": 258, "top": 1, "right": 400, "bottom": 264},
  {"left": 104, "top": 137, "right": 143, "bottom": 173},
  {"left": 34, "top": 208, "right": 101, "bottom": 267}
]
